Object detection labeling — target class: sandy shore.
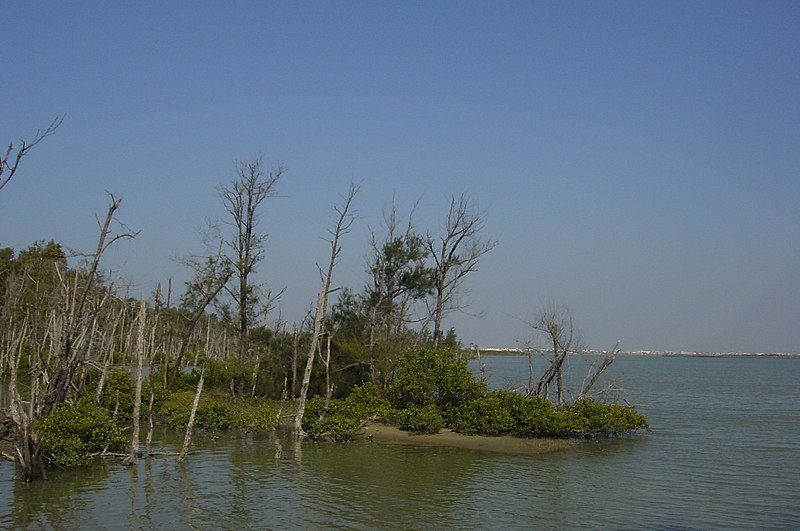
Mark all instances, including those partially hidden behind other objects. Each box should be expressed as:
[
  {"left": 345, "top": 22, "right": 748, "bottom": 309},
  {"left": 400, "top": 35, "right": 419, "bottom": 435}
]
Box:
[{"left": 363, "top": 423, "right": 578, "bottom": 455}]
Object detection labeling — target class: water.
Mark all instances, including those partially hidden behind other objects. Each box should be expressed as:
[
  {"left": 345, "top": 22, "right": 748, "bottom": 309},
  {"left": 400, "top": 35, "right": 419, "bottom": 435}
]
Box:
[{"left": 1, "top": 356, "right": 798, "bottom": 528}]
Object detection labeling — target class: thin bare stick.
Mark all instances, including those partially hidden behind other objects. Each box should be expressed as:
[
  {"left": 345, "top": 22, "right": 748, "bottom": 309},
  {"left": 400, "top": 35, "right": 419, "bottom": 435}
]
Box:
[{"left": 179, "top": 369, "right": 205, "bottom": 462}]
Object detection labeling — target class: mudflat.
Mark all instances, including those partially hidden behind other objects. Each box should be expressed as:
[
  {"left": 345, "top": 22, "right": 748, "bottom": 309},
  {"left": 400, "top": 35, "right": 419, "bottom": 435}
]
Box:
[{"left": 363, "top": 423, "right": 578, "bottom": 455}]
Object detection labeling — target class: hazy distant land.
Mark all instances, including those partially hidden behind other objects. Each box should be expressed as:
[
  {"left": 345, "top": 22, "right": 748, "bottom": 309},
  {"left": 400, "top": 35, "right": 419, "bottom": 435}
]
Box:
[{"left": 475, "top": 347, "right": 800, "bottom": 359}]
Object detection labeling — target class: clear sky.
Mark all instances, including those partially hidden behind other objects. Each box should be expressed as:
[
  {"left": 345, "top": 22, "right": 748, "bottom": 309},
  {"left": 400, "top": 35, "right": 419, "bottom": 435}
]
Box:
[{"left": 2, "top": 1, "right": 799, "bottom": 352}]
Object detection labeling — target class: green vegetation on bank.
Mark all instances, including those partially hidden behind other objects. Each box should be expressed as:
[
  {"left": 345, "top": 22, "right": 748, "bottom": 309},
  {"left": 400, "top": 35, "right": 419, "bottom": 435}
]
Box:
[
  {"left": 158, "top": 390, "right": 279, "bottom": 433},
  {"left": 36, "top": 399, "right": 126, "bottom": 466},
  {"left": 28, "top": 347, "right": 645, "bottom": 467},
  {"left": 303, "top": 348, "right": 648, "bottom": 440},
  {"left": 32, "top": 368, "right": 281, "bottom": 466}
]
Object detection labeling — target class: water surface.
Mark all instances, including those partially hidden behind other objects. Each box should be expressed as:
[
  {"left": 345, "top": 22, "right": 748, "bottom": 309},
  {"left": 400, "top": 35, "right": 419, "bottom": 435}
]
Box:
[{"left": 1, "top": 356, "right": 798, "bottom": 528}]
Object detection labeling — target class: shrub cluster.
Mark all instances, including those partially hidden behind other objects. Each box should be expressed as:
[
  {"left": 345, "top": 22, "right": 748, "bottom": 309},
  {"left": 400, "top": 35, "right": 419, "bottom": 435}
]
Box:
[
  {"left": 303, "top": 348, "right": 648, "bottom": 440},
  {"left": 156, "top": 390, "right": 279, "bottom": 433},
  {"left": 446, "top": 390, "right": 648, "bottom": 438},
  {"left": 36, "top": 398, "right": 127, "bottom": 466},
  {"left": 303, "top": 382, "right": 392, "bottom": 440}
]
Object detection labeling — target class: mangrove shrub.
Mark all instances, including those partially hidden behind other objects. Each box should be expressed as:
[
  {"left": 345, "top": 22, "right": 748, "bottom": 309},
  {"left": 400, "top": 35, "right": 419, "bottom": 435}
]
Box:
[{"left": 36, "top": 399, "right": 126, "bottom": 466}]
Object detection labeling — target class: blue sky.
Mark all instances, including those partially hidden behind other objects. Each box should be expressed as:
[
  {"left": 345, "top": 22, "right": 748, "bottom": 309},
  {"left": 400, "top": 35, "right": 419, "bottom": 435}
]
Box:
[{"left": 2, "top": 1, "right": 799, "bottom": 352}]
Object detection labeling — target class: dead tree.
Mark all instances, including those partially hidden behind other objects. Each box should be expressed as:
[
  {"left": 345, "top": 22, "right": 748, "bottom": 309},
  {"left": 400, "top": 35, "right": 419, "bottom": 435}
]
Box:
[
  {"left": 2, "top": 194, "right": 136, "bottom": 481},
  {"left": 0, "top": 116, "right": 63, "bottom": 192},
  {"left": 531, "top": 304, "right": 580, "bottom": 407},
  {"left": 290, "top": 324, "right": 300, "bottom": 398},
  {"left": 170, "top": 247, "right": 233, "bottom": 387},
  {"left": 293, "top": 184, "right": 359, "bottom": 436},
  {"left": 125, "top": 300, "right": 147, "bottom": 465},
  {"left": 42, "top": 193, "right": 139, "bottom": 415},
  {"left": 362, "top": 200, "right": 433, "bottom": 378},
  {"left": 179, "top": 369, "right": 205, "bottom": 462},
  {"left": 580, "top": 341, "right": 621, "bottom": 398},
  {"left": 218, "top": 157, "right": 284, "bottom": 393},
  {"left": 427, "top": 194, "right": 496, "bottom": 348}
]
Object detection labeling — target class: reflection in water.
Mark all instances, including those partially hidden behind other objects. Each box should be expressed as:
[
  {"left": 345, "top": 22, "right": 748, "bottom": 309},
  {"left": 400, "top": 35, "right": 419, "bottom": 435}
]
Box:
[
  {"left": 0, "top": 356, "right": 798, "bottom": 528},
  {"left": 128, "top": 463, "right": 139, "bottom": 529}
]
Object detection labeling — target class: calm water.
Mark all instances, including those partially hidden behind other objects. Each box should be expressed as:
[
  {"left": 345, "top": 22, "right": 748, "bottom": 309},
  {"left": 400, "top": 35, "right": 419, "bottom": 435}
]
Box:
[{"left": 1, "top": 356, "right": 798, "bottom": 529}]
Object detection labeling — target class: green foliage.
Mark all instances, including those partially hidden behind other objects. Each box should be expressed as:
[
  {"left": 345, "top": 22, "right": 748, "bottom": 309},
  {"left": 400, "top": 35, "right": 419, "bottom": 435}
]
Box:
[
  {"left": 303, "top": 396, "right": 366, "bottom": 441},
  {"left": 156, "top": 391, "right": 278, "bottom": 433},
  {"left": 303, "top": 382, "right": 392, "bottom": 440},
  {"left": 198, "top": 359, "right": 247, "bottom": 392},
  {"left": 37, "top": 399, "right": 126, "bottom": 466},
  {"left": 566, "top": 398, "right": 649, "bottom": 436},
  {"left": 98, "top": 369, "right": 136, "bottom": 420},
  {"left": 392, "top": 404, "right": 443, "bottom": 434},
  {"left": 307, "top": 347, "right": 648, "bottom": 441},
  {"left": 387, "top": 348, "right": 486, "bottom": 410},
  {"left": 234, "top": 398, "right": 281, "bottom": 431},
  {"left": 447, "top": 391, "right": 648, "bottom": 438},
  {"left": 444, "top": 391, "right": 519, "bottom": 436},
  {"left": 441, "top": 327, "right": 460, "bottom": 349}
]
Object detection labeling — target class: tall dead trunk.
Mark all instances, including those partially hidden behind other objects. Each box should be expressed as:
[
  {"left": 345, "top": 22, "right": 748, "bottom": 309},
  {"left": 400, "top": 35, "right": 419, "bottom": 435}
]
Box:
[
  {"left": 323, "top": 334, "right": 334, "bottom": 409},
  {"left": 290, "top": 324, "right": 299, "bottom": 398},
  {"left": 125, "top": 300, "right": 146, "bottom": 465},
  {"left": 294, "top": 292, "right": 325, "bottom": 435},
  {"left": 554, "top": 337, "right": 564, "bottom": 407},
  {"left": 179, "top": 370, "right": 204, "bottom": 462},
  {"left": 250, "top": 354, "right": 260, "bottom": 397},
  {"left": 293, "top": 184, "right": 358, "bottom": 436}
]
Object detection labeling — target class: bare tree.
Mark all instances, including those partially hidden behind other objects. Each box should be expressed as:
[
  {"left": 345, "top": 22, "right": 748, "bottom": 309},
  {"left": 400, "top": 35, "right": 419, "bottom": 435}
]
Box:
[
  {"left": 0, "top": 116, "right": 63, "bottom": 192},
  {"left": 361, "top": 201, "right": 433, "bottom": 379},
  {"left": 427, "top": 194, "right": 496, "bottom": 348},
  {"left": 2, "top": 193, "right": 137, "bottom": 480},
  {"left": 580, "top": 341, "right": 621, "bottom": 398},
  {"left": 41, "top": 193, "right": 139, "bottom": 415},
  {"left": 124, "top": 300, "right": 147, "bottom": 465},
  {"left": 169, "top": 243, "right": 233, "bottom": 386},
  {"left": 179, "top": 369, "right": 205, "bottom": 462},
  {"left": 530, "top": 304, "right": 581, "bottom": 407},
  {"left": 293, "top": 183, "right": 359, "bottom": 436},
  {"left": 217, "top": 157, "right": 284, "bottom": 393}
]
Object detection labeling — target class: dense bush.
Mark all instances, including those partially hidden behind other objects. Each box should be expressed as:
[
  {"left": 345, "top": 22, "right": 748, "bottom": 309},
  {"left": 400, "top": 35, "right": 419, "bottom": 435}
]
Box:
[
  {"left": 235, "top": 398, "right": 282, "bottom": 431},
  {"left": 303, "top": 396, "right": 366, "bottom": 440},
  {"left": 97, "top": 369, "right": 136, "bottom": 420},
  {"left": 566, "top": 398, "right": 649, "bottom": 437},
  {"left": 448, "top": 392, "right": 648, "bottom": 438},
  {"left": 157, "top": 391, "right": 279, "bottom": 433},
  {"left": 37, "top": 399, "right": 126, "bottom": 466},
  {"left": 392, "top": 404, "right": 443, "bottom": 434},
  {"left": 303, "top": 383, "right": 392, "bottom": 440},
  {"left": 445, "top": 391, "right": 519, "bottom": 436},
  {"left": 192, "top": 358, "right": 247, "bottom": 392},
  {"left": 304, "top": 348, "right": 648, "bottom": 441},
  {"left": 387, "top": 348, "right": 486, "bottom": 409}
]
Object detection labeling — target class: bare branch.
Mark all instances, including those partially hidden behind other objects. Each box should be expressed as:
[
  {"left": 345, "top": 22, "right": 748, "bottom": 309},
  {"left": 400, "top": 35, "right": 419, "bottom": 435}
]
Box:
[
  {"left": 427, "top": 194, "right": 497, "bottom": 347},
  {"left": 0, "top": 116, "right": 63, "bottom": 192}
]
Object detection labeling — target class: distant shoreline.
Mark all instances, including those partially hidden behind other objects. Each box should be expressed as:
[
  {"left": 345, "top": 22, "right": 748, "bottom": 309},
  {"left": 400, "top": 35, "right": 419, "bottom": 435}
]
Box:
[{"left": 470, "top": 348, "right": 800, "bottom": 359}]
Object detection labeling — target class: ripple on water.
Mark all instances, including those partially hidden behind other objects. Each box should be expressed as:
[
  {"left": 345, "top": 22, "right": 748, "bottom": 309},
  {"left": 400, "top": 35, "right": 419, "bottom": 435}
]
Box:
[{"left": 1, "top": 357, "right": 799, "bottom": 528}]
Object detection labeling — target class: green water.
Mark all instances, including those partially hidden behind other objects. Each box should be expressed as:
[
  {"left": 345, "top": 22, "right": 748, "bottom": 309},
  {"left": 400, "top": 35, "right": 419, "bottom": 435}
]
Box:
[{"left": 2, "top": 356, "right": 798, "bottom": 528}]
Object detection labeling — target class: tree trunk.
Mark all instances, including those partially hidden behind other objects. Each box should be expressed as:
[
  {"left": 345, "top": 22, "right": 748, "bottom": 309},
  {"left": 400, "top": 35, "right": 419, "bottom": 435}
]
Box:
[
  {"left": 125, "top": 300, "right": 147, "bottom": 465},
  {"left": 432, "top": 276, "right": 445, "bottom": 348},
  {"left": 293, "top": 184, "right": 358, "bottom": 436},
  {"left": 294, "top": 292, "right": 324, "bottom": 435},
  {"left": 179, "top": 370, "right": 204, "bottom": 462},
  {"left": 290, "top": 325, "right": 299, "bottom": 398}
]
